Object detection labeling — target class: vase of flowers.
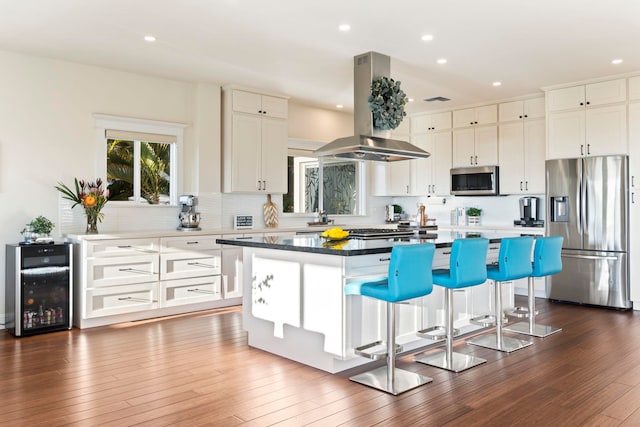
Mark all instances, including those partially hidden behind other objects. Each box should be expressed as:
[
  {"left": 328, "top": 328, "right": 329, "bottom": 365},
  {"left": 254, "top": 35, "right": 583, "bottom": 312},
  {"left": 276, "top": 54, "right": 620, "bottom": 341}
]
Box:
[{"left": 55, "top": 178, "right": 109, "bottom": 234}]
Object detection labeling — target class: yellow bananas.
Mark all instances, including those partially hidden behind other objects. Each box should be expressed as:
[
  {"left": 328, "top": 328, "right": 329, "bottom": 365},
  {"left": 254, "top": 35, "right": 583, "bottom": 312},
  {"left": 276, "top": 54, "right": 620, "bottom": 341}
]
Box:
[{"left": 321, "top": 227, "right": 349, "bottom": 240}]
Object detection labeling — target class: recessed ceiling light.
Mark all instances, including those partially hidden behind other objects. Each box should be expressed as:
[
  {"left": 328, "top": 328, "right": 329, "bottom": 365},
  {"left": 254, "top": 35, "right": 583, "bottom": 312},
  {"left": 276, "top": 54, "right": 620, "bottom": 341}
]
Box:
[
  {"left": 144, "top": 35, "right": 156, "bottom": 42},
  {"left": 336, "top": 104, "right": 344, "bottom": 109},
  {"left": 338, "top": 24, "right": 351, "bottom": 32},
  {"left": 408, "top": 98, "right": 414, "bottom": 102},
  {"left": 421, "top": 34, "right": 434, "bottom": 42},
  {"left": 436, "top": 58, "right": 447, "bottom": 64},
  {"left": 492, "top": 81, "right": 502, "bottom": 87},
  {"left": 611, "top": 59, "right": 623, "bottom": 65}
]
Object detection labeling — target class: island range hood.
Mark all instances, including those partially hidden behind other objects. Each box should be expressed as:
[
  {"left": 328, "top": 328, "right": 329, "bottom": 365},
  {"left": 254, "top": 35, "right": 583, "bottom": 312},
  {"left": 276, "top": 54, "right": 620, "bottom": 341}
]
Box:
[{"left": 314, "top": 52, "right": 430, "bottom": 162}]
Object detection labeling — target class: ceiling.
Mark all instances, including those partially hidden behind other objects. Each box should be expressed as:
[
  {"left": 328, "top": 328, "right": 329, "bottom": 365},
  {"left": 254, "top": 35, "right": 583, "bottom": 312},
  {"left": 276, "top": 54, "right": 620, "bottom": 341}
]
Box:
[{"left": 1, "top": 0, "right": 639, "bottom": 114}]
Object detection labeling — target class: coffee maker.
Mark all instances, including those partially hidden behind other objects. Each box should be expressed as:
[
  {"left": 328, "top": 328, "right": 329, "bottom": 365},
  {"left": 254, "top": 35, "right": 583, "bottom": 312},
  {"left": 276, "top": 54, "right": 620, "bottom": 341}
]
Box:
[
  {"left": 177, "top": 195, "right": 201, "bottom": 231},
  {"left": 514, "top": 196, "right": 544, "bottom": 227}
]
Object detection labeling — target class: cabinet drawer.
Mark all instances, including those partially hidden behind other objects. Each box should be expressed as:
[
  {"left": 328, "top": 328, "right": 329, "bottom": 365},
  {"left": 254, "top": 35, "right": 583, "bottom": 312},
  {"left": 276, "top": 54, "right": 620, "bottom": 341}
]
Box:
[
  {"left": 87, "top": 238, "right": 159, "bottom": 258},
  {"left": 345, "top": 253, "right": 391, "bottom": 278},
  {"left": 87, "top": 255, "right": 159, "bottom": 287},
  {"left": 85, "top": 283, "right": 158, "bottom": 319},
  {"left": 160, "top": 276, "right": 222, "bottom": 307},
  {"left": 160, "top": 235, "right": 221, "bottom": 252},
  {"left": 160, "top": 250, "right": 222, "bottom": 280}
]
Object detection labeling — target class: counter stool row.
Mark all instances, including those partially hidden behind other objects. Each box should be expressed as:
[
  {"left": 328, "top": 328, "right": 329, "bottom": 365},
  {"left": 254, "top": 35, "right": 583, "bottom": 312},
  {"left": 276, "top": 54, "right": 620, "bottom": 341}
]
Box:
[{"left": 346, "top": 235, "right": 563, "bottom": 395}]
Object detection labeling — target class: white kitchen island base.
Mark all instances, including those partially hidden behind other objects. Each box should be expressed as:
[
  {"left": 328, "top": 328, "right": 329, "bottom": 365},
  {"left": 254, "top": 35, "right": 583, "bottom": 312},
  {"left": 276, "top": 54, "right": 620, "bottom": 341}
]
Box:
[{"left": 236, "top": 238, "right": 512, "bottom": 374}]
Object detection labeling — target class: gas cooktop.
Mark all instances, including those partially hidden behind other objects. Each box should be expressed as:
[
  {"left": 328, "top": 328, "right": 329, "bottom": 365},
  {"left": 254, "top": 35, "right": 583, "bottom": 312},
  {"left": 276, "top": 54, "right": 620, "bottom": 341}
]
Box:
[{"left": 345, "top": 228, "right": 416, "bottom": 240}]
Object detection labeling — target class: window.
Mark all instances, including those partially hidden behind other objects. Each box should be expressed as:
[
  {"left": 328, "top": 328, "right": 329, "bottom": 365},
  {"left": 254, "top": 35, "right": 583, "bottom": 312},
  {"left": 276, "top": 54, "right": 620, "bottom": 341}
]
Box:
[
  {"left": 94, "top": 115, "right": 186, "bottom": 206},
  {"left": 283, "top": 149, "right": 365, "bottom": 215}
]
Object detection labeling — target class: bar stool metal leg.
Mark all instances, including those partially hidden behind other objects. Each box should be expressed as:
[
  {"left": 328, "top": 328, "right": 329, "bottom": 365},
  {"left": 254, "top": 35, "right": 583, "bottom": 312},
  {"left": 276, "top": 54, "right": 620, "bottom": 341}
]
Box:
[
  {"left": 350, "top": 302, "right": 432, "bottom": 395},
  {"left": 467, "top": 280, "right": 533, "bottom": 353},
  {"left": 415, "top": 289, "right": 486, "bottom": 372},
  {"left": 504, "top": 277, "right": 562, "bottom": 338}
]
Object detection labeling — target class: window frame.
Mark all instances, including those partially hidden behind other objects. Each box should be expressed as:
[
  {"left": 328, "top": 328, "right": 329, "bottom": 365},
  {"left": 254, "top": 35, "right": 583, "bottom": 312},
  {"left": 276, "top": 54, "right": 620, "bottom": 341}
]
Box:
[
  {"left": 94, "top": 114, "right": 187, "bottom": 206},
  {"left": 284, "top": 138, "right": 367, "bottom": 217}
]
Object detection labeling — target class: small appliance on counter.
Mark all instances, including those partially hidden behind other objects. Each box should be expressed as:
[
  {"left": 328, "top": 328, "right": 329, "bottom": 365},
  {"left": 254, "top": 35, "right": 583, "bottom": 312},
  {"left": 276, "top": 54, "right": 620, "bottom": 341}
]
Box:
[
  {"left": 514, "top": 196, "right": 544, "bottom": 227},
  {"left": 177, "top": 195, "right": 201, "bottom": 231}
]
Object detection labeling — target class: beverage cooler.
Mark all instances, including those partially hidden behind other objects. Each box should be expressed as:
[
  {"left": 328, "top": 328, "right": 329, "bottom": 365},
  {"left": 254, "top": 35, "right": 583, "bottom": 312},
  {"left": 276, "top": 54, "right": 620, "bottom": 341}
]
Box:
[{"left": 5, "top": 243, "right": 73, "bottom": 336}]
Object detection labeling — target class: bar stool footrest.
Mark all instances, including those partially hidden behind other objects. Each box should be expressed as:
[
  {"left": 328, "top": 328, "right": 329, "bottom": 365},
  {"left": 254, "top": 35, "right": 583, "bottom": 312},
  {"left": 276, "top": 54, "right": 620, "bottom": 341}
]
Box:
[
  {"left": 505, "top": 306, "right": 539, "bottom": 319},
  {"left": 354, "top": 341, "right": 403, "bottom": 360},
  {"left": 469, "top": 313, "right": 507, "bottom": 327},
  {"left": 416, "top": 325, "right": 459, "bottom": 341}
]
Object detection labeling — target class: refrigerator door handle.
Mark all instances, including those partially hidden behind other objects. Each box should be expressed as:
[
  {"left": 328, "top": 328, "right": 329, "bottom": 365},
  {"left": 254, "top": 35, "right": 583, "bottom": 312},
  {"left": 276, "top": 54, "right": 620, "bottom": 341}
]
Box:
[{"left": 561, "top": 254, "right": 619, "bottom": 261}]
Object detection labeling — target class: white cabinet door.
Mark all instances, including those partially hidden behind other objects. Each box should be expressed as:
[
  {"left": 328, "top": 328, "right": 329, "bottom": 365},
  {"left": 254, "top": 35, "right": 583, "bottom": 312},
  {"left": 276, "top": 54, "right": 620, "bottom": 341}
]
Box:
[
  {"left": 87, "top": 255, "right": 159, "bottom": 288},
  {"left": 585, "top": 104, "right": 627, "bottom": 156},
  {"left": 431, "top": 111, "right": 452, "bottom": 131},
  {"left": 232, "top": 90, "right": 262, "bottom": 115},
  {"left": 85, "top": 283, "right": 159, "bottom": 319},
  {"left": 547, "top": 109, "right": 585, "bottom": 159},
  {"left": 432, "top": 131, "right": 452, "bottom": 195},
  {"left": 231, "top": 113, "right": 262, "bottom": 192},
  {"left": 474, "top": 125, "right": 498, "bottom": 166},
  {"left": 501, "top": 120, "right": 545, "bottom": 195},
  {"left": 260, "top": 117, "right": 288, "bottom": 193},
  {"left": 221, "top": 246, "right": 243, "bottom": 299},
  {"left": 452, "top": 128, "right": 475, "bottom": 167},
  {"left": 261, "top": 95, "right": 288, "bottom": 119},
  {"left": 160, "top": 276, "right": 222, "bottom": 307},
  {"left": 499, "top": 98, "right": 545, "bottom": 122},
  {"left": 585, "top": 78, "right": 627, "bottom": 107},
  {"left": 453, "top": 108, "right": 477, "bottom": 128},
  {"left": 548, "top": 86, "right": 585, "bottom": 112},
  {"left": 629, "top": 102, "right": 640, "bottom": 302},
  {"left": 160, "top": 250, "right": 222, "bottom": 281},
  {"left": 453, "top": 105, "right": 497, "bottom": 128},
  {"left": 630, "top": 76, "right": 640, "bottom": 101}
]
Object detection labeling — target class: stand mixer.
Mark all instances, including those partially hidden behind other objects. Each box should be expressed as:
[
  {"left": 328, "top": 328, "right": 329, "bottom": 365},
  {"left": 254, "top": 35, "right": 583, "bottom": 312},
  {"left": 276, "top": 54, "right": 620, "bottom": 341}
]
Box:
[{"left": 177, "top": 195, "right": 201, "bottom": 231}]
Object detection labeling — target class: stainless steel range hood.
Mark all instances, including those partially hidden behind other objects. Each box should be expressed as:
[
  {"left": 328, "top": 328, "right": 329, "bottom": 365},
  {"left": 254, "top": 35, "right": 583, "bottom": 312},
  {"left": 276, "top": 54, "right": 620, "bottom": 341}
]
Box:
[{"left": 314, "top": 52, "right": 429, "bottom": 162}]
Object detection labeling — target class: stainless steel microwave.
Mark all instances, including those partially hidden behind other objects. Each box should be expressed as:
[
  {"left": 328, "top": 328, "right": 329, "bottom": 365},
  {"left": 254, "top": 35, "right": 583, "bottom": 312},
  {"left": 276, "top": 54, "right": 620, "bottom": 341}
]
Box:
[{"left": 450, "top": 166, "right": 499, "bottom": 196}]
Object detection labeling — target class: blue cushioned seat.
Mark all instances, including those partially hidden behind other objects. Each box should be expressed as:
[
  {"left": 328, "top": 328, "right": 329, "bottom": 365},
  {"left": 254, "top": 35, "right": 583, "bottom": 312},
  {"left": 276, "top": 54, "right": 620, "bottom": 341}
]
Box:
[
  {"left": 415, "top": 238, "right": 489, "bottom": 372},
  {"left": 505, "top": 236, "right": 564, "bottom": 338},
  {"left": 468, "top": 236, "right": 534, "bottom": 353},
  {"left": 349, "top": 243, "right": 436, "bottom": 395}
]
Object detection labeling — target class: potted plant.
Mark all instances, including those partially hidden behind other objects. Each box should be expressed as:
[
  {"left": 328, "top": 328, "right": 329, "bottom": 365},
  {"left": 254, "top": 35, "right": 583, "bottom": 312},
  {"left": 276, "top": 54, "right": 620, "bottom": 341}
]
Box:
[
  {"left": 21, "top": 215, "right": 55, "bottom": 242},
  {"left": 466, "top": 207, "right": 482, "bottom": 226}
]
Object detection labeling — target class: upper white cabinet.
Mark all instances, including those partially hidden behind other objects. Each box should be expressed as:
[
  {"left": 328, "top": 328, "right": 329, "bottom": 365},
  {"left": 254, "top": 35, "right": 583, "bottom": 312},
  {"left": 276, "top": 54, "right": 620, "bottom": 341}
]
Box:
[
  {"left": 498, "top": 119, "right": 545, "bottom": 194},
  {"left": 223, "top": 88, "right": 288, "bottom": 193},
  {"left": 453, "top": 105, "right": 497, "bottom": 128},
  {"left": 452, "top": 125, "right": 498, "bottom": 168},
  {"left": 547, "top": 79, "right": 627, "bottom": 112},
  {"left": 498, "top": 97, "right": 545, "bottom": 122},
  {"left": 411, "top": 111, "right": 452, "bottom": 133},
  {"left": 547, "top": 79, "right": 627, "bottom": 159},
  {"left": 629, "top": 76, "right": 640, "bottom": 101},
  {"left": 628, "top": 100, "right": 640, "bottom": 302},
  {"left": 412, "top": 131, "right": 452, "bottom": 196},
  {"left": 232, "top": 90, "right": 288, "bottom": 119}
]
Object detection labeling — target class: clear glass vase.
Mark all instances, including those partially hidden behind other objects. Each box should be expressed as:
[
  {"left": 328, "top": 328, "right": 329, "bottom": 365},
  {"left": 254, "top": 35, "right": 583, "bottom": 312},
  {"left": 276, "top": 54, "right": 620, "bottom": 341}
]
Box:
[{"left": 85, "top": 211, "right": 99, "bottom": 234}]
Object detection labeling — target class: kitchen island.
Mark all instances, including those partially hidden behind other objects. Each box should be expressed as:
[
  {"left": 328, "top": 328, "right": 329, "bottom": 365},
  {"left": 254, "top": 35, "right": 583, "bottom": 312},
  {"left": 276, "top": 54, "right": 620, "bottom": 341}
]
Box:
[{"left": 217, "top": 230, "right": 518, "bottom": 373}]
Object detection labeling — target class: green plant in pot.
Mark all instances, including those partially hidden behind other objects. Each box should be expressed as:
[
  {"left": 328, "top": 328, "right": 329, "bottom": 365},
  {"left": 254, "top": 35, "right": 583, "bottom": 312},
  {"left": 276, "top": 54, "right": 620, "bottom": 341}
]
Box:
[
  {"left": 466, "top": 207, "right": 482, "bottom": 226},
  {"left": 21, "top": 215, "right": 55, "bottom": 242}
]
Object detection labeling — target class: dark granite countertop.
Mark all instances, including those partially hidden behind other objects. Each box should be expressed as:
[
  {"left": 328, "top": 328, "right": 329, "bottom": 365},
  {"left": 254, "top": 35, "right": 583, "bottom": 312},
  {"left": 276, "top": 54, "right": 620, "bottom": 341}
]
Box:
[{"left": 216, "top": 230, "right": 510, "bottom": 256}]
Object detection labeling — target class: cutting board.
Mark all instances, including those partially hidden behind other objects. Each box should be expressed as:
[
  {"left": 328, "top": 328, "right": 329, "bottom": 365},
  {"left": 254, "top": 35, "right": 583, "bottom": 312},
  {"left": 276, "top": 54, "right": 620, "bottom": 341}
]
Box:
[{"left": 263, "top": 194, "right": 278, "bottom": 228}]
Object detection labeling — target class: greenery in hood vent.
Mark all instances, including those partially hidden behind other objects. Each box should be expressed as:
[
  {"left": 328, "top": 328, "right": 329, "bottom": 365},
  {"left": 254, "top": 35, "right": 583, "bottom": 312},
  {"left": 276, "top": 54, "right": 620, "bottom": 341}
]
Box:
[{"left": 368, "top": 76, "right": 408, "bottom": 130}]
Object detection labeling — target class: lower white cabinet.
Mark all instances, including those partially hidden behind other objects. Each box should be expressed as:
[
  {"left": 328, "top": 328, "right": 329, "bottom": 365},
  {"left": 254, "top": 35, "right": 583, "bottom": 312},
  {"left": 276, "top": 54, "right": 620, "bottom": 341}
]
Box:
[{"left": 74, "top": 233, "right": 243, "bottom": 328}]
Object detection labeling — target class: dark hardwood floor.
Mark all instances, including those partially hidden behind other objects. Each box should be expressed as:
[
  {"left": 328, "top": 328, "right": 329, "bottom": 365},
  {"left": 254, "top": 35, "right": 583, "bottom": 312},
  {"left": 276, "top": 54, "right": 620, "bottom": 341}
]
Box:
[{"left": 2, "top": 297, "right": 640, "bottom": 426}]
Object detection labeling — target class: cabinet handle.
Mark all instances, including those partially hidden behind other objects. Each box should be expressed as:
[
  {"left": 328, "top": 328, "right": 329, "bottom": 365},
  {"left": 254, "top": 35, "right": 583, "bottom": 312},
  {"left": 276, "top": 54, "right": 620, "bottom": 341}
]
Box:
[
  {"left": 470, "top": 121, "right": 473, "bottom": 125},
  {"left": 580, "top": 145, "right": 584, "bottom": 156},
  {"left": 379, "top": 257, "right": 391, "bottom": 261},
  {"left": 119, "top": 268, "right": 157, "bottom": 275},
  {"left": 117, "top": 245, "right": 132, "bottom": 248},
  {"left": 524, "top": 114, "right": 528, "bottom": 118},
  {"left": 470, "top": 156, "right": 473, "bottom": 165},
  {"left": 587, "top": 144, "right": 591, "bottom": 155},
  {"left": 263, "top": 110, "right": 267, "bottom": 115},
  {"left": 257, "top": 181, "right": 262, "bottom": 190},
  {"left": 519, "top": 115, "right": 523, "bottom": 119},
  {"left": 474, "top": 155, "right": 478, "bottom": 165},
  {"left": 520, "top": 181, "right": 523, "bottom": 191},
  {"left": 442, "top": 251, "right": 452, "bottom": 255},
  {"left": 474, "top": 121, "right": 478, "bottom": 124},
  {"left": 236, "top": 236, "right": 252, "bottom": 240},
  {"left": 525, "top": 181, "right": 529, "bottom": 191},
  {"left": 580, "top": 102, "right": 584, "bottom": 106},
  {"left": 118, "top": 296, "right": 158, "bottom": 303},
  {"left": 632, "top": 192, "right": 635, "bottom": 204},
  {"left": 258, "top": 110, "right": 263, "bottom": 114},
  {"left": 186, "top": 241, "right": 199, "bottom": 245},
  {"left": 187, "top": 262, "right": 217, "bottom": 269},
  {"left": 632, "top": 176, "right": 635, "bottom": 187},
  {"left": 262, "top": 180, "right": 267, "bottom": 191},
  {"left": 406, "top": 185, "right": 409, "bottom": 194},
  {"left": 187, "top": 288, "right": 217, "bottom": 295},
  {"left": 586, "top": 101, "right": 590, "bottom": 105}
]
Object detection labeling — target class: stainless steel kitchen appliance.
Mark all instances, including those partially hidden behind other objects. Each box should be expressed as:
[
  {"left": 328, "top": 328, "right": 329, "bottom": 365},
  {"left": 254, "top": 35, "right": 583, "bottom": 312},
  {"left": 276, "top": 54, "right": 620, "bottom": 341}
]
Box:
[
  {"left": 546, "top": 155, "right": 630, "bottom": 309},
  {"left": 514, "top": 196, "right": 544, "bottom": 227},
  {"left": 177, "top": 195, "right": 201, "bottom": 231}
]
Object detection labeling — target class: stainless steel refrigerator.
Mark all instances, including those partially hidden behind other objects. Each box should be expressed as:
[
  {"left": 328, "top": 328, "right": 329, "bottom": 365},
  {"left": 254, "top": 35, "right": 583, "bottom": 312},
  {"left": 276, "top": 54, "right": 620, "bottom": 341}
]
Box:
[{"left": 546, "top": 155, "right": 631, "bottom": 309}]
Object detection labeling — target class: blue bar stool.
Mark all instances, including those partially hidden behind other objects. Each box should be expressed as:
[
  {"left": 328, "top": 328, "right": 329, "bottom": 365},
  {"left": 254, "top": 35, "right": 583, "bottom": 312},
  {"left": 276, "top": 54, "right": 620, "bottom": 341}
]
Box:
[
  {"left": 415, "top": 238, "right": 489, "bottom": 372},
  {"left": 347, "top": 243, "right": 436, "bottom": 395},
  {"left": 504, "top": 236, "right": 563, "bottom": 337},
  {"left": 468, "top": 236, "right": 534, "bottom": 353}
]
